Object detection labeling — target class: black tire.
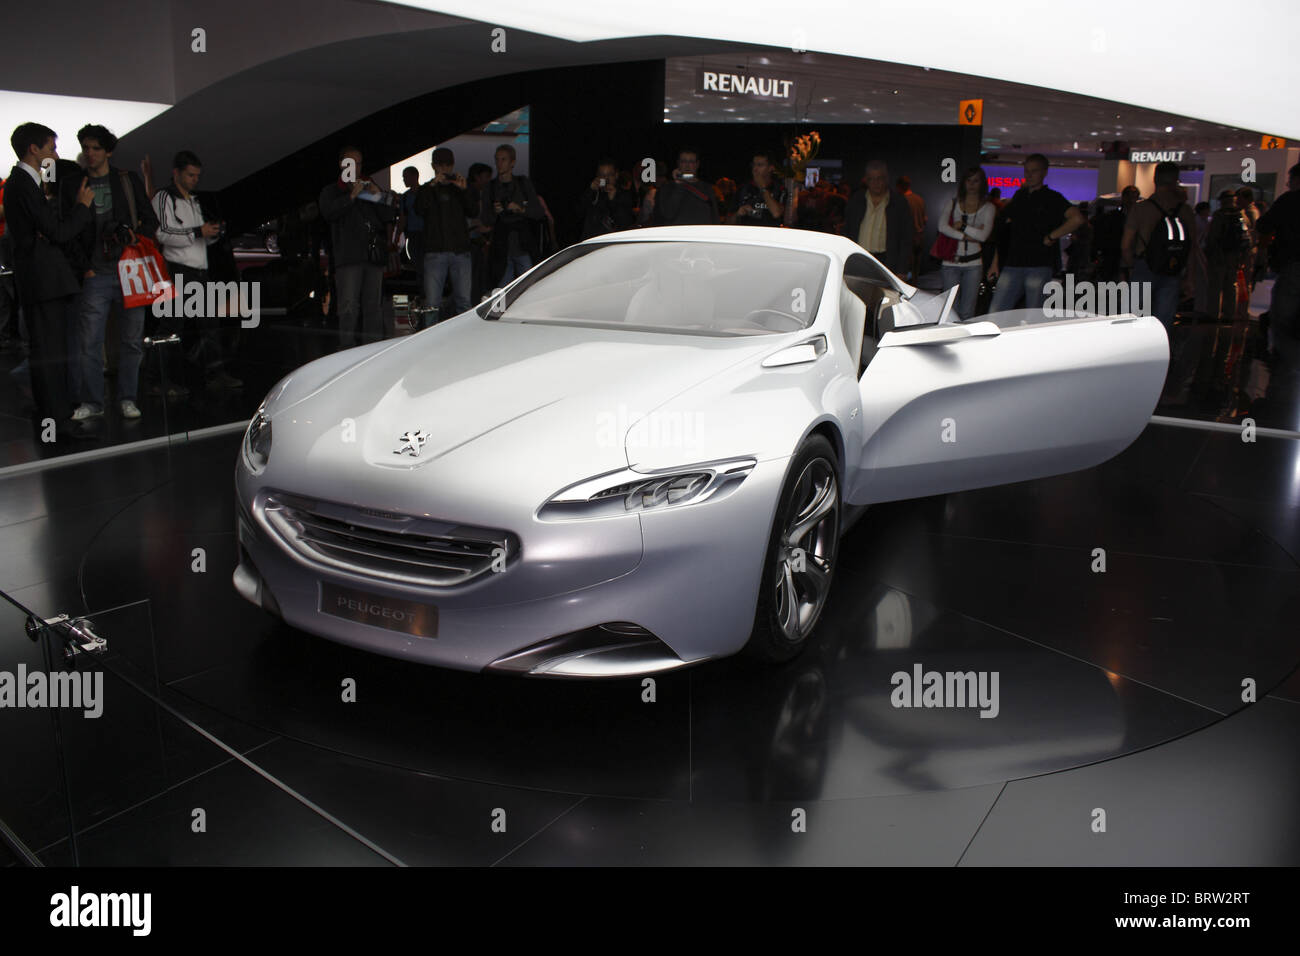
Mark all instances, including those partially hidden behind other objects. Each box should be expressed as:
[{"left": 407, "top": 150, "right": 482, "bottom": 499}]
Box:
[{"left": 744, "top": 435, "right": 841, "bottom": 664}]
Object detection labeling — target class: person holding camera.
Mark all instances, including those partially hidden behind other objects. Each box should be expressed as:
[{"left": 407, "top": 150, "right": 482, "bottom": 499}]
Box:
[
  {"left": 151, "top": 149, "right": 240, "bottom": 395},
  {"left": 319, "top": 145, "right": 397, "bottom": 348},
  {"left": 578, "top": 158, "right": 636, "bottom": 240},
  {"left": 480, "top": 144, "right": 544, "bottom": 287},
  {"left": 414, "top": 147, "right": 476, "bottom": 329},
  {"left": 65, "top": 124, "right": 157, "bottom": 421},
  {"left": 936, "top": 167, "right": 995, "bottom": 321},
  {"left": 731, "top": 152, "right": 786, "bottom": 227},
  {"left": 653, "top": 148, "right": 719, "bottom": 226}
]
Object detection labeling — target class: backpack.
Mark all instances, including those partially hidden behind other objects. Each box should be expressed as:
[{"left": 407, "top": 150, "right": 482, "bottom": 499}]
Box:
[{"left": 1144, "top": 200, "right": 1191, "bottom": 276}]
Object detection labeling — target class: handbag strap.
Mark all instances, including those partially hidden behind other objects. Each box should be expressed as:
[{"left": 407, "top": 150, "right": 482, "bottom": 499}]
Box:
[{"left": 119, "top": 171, "right": 138, "bottom": 231}]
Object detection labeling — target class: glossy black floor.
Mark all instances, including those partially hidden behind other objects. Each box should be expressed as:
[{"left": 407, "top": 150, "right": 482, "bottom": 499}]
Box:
[{"left": 2, "top": 415, "right": 1299, "bottom": 866}]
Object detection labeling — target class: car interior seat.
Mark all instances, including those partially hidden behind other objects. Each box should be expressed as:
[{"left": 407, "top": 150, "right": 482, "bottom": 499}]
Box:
[{"left": 844, "top": 275, "right": 887, "bottom": 373}]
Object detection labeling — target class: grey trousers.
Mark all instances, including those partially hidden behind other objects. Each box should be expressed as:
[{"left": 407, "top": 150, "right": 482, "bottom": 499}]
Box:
[{"left": 335, "top": 264, "right": 385, "bottom": 348}]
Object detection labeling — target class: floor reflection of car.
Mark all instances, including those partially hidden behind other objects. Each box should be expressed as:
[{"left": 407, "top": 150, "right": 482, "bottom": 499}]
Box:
[
  {"left": 234, "top": 226, "right": 1169, "bottom": 678},
  {"left": 230, "top": 221, "right": 279, "bottom": 254}
]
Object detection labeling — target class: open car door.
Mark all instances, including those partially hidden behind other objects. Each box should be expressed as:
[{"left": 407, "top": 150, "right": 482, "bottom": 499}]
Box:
[{"left": 845, "top": 313, "right": 1169, "bottom": 505}]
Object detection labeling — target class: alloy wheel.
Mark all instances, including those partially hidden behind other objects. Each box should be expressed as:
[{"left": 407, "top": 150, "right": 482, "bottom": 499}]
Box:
[{"left": 773, "top": 458, "right": 838, "bottom": 643}]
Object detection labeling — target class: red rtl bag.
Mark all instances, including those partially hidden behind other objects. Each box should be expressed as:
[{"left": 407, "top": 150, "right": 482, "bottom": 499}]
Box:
[
  {"left": 114, "top": 169, "right": 177, "bottom": 309},
  {"left": 118, "top": 236, "right": 176, "bottom": 309}
]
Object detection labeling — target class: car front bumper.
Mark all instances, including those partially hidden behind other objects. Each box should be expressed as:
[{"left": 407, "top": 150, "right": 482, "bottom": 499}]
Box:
[{"left": 233, "top": 455, "right": 789, "bottom": 676}]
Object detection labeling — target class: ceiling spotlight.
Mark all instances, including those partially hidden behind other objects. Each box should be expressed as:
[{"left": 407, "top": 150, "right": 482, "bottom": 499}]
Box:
[
  {"left": 1073, "top": 141, "right": 1079, "bottom": 149},
  {"left": 1165, "top": 125, "right": 1173, "bottom": 132},
  {"left": 892, "top": 90, "right": 899, "bottom": 94}
]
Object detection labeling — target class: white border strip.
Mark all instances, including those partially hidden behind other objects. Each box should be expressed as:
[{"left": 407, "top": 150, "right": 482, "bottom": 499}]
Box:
[
  {"left": 0, "top": 421, "right": 248, "bottom": 479},
  {"left": 1, "top": 414, "right": 1292, "bottom": 481},
  {"left": 1148, "top": 415, "right": 1300, "bottom": 440}
]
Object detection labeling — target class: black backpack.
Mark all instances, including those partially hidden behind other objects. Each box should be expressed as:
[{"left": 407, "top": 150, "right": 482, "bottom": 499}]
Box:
[{"left": 1144, "top": 200, "right": 1190, "bottom": 276}]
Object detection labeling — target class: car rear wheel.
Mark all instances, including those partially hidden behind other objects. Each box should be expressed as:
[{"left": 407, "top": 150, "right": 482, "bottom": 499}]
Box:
[{"left": 744, "top": 435, "right": 840, "bottom": 664}]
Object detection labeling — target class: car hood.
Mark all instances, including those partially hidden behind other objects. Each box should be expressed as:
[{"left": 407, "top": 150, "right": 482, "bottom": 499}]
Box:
[{"left": 265, "top": 316, "right": 779, "bottom": 520}]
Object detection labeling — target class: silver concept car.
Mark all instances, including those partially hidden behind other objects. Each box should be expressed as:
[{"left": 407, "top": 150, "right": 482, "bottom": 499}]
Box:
[{"left": 234, "top": 226, "right": 1168, "bottom": 677}]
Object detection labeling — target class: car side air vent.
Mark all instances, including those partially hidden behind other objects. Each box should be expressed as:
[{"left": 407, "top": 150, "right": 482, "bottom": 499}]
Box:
[{"left": 762, "top": 335, "right": 826, "bottom": 368}]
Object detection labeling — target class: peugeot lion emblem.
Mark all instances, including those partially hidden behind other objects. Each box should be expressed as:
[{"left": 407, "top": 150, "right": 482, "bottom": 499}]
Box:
[{"left": 394, "top": 429, "right": 430, "bottom": 457}]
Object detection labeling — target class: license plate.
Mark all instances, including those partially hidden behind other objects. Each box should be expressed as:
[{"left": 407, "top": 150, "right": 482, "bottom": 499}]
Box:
[{"left": 320, "top": 582, "right": 438, "bottom": 638}]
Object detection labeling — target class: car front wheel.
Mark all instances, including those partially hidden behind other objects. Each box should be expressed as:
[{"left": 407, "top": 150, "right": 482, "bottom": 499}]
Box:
[{"left": 744, "top": 435, "right": 841, "bottom": 664}]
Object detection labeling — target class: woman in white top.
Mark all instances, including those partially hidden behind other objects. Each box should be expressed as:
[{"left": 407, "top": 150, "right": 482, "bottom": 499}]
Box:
[{"left": 938, "top": 167, "right": 996, "bottom": 321}]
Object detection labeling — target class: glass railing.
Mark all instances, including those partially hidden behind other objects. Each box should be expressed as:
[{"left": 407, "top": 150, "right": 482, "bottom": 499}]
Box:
[{"left": 0, "top": 587, "right": 399, "bottom": 865}]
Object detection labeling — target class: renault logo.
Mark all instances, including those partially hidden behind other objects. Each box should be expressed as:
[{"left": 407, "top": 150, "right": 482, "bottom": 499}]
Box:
[{"left": 394, "top": 429, "right": 430, "bottom": 457}]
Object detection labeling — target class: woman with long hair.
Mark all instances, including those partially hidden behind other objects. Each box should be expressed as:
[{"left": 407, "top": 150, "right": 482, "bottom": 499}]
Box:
[{"left": 937, "top": 167, "right": 996, "bottom": 320}]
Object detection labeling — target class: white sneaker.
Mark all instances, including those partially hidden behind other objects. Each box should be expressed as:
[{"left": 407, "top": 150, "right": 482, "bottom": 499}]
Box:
[
  {"left": 120, "top": 400, "right": 142, "bottom": 419},
  {"left": 70, "top": 404, "right": 103, "bottom": 421}
]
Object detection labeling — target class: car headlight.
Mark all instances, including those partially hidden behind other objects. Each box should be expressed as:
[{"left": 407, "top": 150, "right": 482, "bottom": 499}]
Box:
[
  {"left": 242, "top": 410, "right": 273, "bottom": 474},
  {"left": 539, "top": 458, "right": 756, "bottom": 520}
]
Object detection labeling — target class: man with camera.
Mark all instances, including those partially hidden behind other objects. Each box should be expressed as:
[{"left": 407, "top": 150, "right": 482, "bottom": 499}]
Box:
[
  {"left": 653, "top": 148, "right": 720, "bottom": 226},
  {"left": 65, "top": 124, "right": 157, "bottom": 421},
  {"left": 480, "top": 144, "right": 544, "bottom": 287},
  {"left": 152, "top": 149, "right": 239, "bottom": 395},
  {"left": 414, "top": 147, "right": 476, "bottom": 328},
  {"left": 578, "top": 159, "right": 636, "bottom": 239},
  {"left": 319, "top": 145, "right": 397, "bottom": 347}
]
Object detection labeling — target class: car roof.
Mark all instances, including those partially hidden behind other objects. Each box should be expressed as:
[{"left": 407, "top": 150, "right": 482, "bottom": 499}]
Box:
[
  {"left": 587, "top": 225, "right": 861, "bottom": 257},
  {"left": 584, "top": 226, "right": 914, "bottom": 296}
]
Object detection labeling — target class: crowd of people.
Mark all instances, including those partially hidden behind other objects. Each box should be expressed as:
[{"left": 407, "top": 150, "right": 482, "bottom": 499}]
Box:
[
  {"left": 381, "top": 143, "right": 1295, "bottom": 337},
  {"left": 1, "top": 121, "right": 242, "bottom": 433},
  {"left": 4, "top": 120, "right": 1298, "bottom": 433}
]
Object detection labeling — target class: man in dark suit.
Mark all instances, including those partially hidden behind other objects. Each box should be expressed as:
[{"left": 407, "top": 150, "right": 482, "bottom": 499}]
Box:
[
  {"left": 6, "top": 123, "right": 93, "bottom": 428},
  {"left": 844, "top": 160, "right": 914, "bottom": 279}
]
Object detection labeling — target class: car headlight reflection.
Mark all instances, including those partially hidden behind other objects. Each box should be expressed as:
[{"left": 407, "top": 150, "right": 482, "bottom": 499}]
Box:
[
  {"left": 540, "top": 458, "right": 756, "bottom": 520},
  {"left": 242, "top": 411, "right": 273, "bottom": 474}
]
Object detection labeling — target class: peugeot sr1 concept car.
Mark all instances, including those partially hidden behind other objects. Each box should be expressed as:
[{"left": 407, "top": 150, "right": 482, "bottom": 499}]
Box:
[{"left": 234, "top": 226, "right": 1169, "bottom": 677}]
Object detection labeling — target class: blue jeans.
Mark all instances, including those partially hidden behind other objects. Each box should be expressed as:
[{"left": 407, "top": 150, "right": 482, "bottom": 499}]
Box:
[
  {"left": 1131, "top": 261, "right": 1181, "bottom": 332},
  {"left": 421, "top": 251, "right": 472, "bottom": 328},
  {"left": 939, "top": 263, "right": 982, "bottom": 321},
  {"left": 78, "top": 272, "right": 144, "bottom": 408},
  {"left": 498, "top": 254, "right": 533, "bottom": 287},
  {"left": 988, "top": 265, "right": 1054, "bottom": 312}
]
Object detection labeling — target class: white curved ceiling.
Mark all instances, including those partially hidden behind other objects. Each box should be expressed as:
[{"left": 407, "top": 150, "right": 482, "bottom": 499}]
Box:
[{"left": 385, "top": 0, "right": 1299, "bottom": 139}]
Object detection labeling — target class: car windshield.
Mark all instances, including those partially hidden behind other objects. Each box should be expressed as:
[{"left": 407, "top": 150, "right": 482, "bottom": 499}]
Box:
[{"left": 480, "top": 241, "right": 830, "bottom": 336}]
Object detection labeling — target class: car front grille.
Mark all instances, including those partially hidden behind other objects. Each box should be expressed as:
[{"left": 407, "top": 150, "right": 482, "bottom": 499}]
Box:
[{"left": 261, "top": 492, "right": 518, "bottom": 588}]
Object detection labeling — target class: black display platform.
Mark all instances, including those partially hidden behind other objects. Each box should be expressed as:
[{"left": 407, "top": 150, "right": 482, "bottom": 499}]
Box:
[{"left": 2, "top": 423, "right": 1299, "bottom": 865}]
